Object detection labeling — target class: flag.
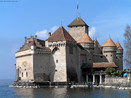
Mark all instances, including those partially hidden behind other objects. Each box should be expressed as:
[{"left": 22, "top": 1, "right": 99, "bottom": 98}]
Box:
[{"left": 77, "top": 0, "right": 79, "bottom": 10}]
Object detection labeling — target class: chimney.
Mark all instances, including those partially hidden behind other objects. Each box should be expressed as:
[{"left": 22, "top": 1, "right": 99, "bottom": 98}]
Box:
[
  {"left": 25, "top": 37, "right": 27, "bottom": 43},
  {"left": 48, "top": 32, "right": 51, "bottom": 38},
  {"left": 35, "top": 35, "right": 37, "bottom": 39}
]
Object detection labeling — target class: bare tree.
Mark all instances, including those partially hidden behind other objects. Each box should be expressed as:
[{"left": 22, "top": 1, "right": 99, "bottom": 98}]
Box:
[{"left": 124, "top": 25, "right": 131, "bottom": 66}]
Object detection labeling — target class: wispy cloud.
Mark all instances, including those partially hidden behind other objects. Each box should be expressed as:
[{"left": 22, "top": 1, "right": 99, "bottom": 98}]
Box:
[
  {"left": 50, "top": 26, "right": 58, "bottom": 33},
  {"left": 36, "top": 30, "right": 48, "bottom": 38},
  {"left": 89, "top": 27, "right": 96, "bottom": 39},
  {"left": 35, "top": 26, "right": 58, "bottom": 39}
]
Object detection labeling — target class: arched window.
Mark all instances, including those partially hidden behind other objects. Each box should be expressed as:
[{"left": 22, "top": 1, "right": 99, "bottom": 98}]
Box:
[{"left": 52, "top": 47, "right": 59, "bottom": 54}]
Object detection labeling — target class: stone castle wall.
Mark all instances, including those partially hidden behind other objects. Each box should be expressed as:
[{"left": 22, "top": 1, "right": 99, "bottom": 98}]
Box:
[
  {"left": 102, "top": 47, "right": 116, "bottom": 63},
  {"left": 68, "top": 26, "right": 88, "bottom": 41},
  {"left": 105, "top": 77, "right": 129, "bottom": 85},
  {"left": 33, "top": 53, "right": 50, "bottom": 82},
  {"left": 49, "top": 42, "right": 67, "bottom": 82},
  {"left": 66, "top": 42, "right": 79, "bottom": 82}
]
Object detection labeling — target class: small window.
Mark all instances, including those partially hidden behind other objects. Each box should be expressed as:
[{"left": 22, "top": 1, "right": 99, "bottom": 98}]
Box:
[
  {"left": 106, "top": 55, "right": 107, "bottom": 57},
  {"left": 26, "top": 72, "right": 28, "bottom": 77},
  {"left": 24, "top": 64, "right": 26, "bottom": 67},
  {"left": 89, "top": 59, "right": 91, "bottom": 61},
  {"left": 22, "top": 72, "right": 23, "bottom": 77},
  {"left": 111, "top": 55, "right": 112, "bottom": 57},
  {"left": 56, "top": 60, "right": 58, "bottom": 63},
  {"left": 69, "top": 46, "right": 73, "bottom": 54}
]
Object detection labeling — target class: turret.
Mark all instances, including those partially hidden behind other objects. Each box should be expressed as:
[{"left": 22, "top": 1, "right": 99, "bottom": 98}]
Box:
[
  {"left": 94, "top": 40, "right": 102, "bottom": 54},
  {"left": 102, "top": 38, "right": 117, "bottom": 63},
  {"left": 77, "top": 33, "right": 94, "bottom": 54},
  {"left": 116, "top": 42, "right": 123, "bottom": 70},
  {"left": 68, "top": 17, "right": 89, "bottom": 41}
]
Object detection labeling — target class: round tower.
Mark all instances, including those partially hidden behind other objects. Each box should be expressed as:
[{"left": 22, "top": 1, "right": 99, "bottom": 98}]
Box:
[
  {"left": 102, "top": 38, "right": 117, "bottom": 63},
  {"left": 77, "top": 33, "right": 94, "bottom": 54},
  {"left": 116, "top": 42, "right": 123, "bottom": 70}
]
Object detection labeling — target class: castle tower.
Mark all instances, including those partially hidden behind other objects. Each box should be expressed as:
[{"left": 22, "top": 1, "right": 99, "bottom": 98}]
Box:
[
  {"left": 77, "top": 33, "right": 94, "bottom": 54},
  {"left": 47, "top": 26, "right": 78, "bottom": 82},
  {"left": 116, "top": 42, "right": 123, "bottom": 70},
  {"left": 102, "top": 38, "right": 117, "bottom": 63},
  {"left": 68, "top": 17, "right": 89, "bottom": 41}
]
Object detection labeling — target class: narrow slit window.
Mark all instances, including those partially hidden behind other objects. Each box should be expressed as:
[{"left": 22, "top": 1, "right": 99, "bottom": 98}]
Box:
[
  {"left": 26, "top": 72, "right": 28, "bottom": 77},
  {"left": 56, "top": 60, "right": 58, "bottom": 63}
]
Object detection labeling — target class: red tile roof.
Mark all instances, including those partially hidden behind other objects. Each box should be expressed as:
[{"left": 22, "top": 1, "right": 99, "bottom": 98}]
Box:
[
  {"left": 17, "top": 37, "right": 50, "bottom": 52},
  {"left": 47, "top": 26, "right": 75, "bottom": 42},
  {"left": 102, "top": 38, "right": 116, "bottom": 47},
  {"left": 77, "top": 33, "right": 93, "bottom": 43},
  {"left": 116, "top": 42, "right": 123, "bottom": 50},
  {"left": 93, "top": 62, "right": 118, "bottom": 68},
  {"left": 68, "top": 17, "right": 88, "bottom": 27}
]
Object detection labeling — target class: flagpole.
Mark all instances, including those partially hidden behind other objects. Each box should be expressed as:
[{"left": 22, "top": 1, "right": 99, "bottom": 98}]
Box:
[{"left": 77, "top": 0, "right": 79, "bottom": 19}]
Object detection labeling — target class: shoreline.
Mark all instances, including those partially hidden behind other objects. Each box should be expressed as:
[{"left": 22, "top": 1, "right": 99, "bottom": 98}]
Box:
[{"left": 9, "top": 84, "right": 131, "bottom": 90}]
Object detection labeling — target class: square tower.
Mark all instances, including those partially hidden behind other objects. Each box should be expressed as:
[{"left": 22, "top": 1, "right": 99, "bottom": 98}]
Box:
[{"left": 68, "top": 17, "right": 89, "bottom": 41}]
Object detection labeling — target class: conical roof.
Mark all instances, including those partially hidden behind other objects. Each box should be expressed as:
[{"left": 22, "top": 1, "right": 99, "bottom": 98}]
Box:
[
  {"left": 47, "top": 26, "right": 75, "bottom": 42},
  {"left": 116, "top": 42, "right": 123, "bottom": 50},
  {"left": 102, "top": 38, "right": 116, "bottom": 47},
  {"left": 77, "top": 33, "right": 93, "bottom": 43},
  {"left": 68, "top": 17, "right": 88, "bottom": 27}
]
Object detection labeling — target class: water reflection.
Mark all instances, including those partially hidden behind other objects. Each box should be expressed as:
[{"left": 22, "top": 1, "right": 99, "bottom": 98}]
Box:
[
  {"left": 14, "top": 88, "right": 67, "bottom": 98},
  {"left": 14, "top": 87, "right": 131, "bottom": 98}
]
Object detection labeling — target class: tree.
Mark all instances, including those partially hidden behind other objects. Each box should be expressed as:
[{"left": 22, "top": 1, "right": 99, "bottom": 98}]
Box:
[
  {"left": 124, "top": 25, "right": 131, "bottom": 67},
  {"left": 104, "top": 68, "right": 115, "bottom": 75}
]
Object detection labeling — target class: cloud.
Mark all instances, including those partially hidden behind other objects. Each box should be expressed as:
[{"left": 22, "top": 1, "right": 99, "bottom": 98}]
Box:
[
  {"left": 36, "top": 30, "right": 48, "bottom": 38},
  {"left": 50, "top": 26, "right": 58, "bottom": 33},
  {"left": 89, "top": 27, "right": 96, "bottom": 39},
  {"left": 35, "top": 26, "right": 58, "bottom": 39}
]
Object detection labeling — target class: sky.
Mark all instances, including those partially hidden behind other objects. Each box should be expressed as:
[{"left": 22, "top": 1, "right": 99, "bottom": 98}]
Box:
[{"left": 0, "top": 0, "right": 131, "bottom": 79}]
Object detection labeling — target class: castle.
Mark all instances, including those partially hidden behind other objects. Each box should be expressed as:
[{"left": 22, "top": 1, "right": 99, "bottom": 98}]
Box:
[{"left": 14, "top": 17, "right": 123, "bottom": 85}]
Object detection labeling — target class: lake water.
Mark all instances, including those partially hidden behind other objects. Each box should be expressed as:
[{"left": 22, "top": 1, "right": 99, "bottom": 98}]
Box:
[{"left": 0, "top": 79, "right": 131, "bottom": 98}]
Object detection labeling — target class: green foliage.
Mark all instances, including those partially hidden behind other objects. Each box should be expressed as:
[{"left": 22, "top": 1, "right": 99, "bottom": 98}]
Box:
[
  {"left": 118, "top": 70, "right": 126, "bottom": 76},
  {"left": 104, "top": 68, "right": 115, "bottom": 75},
  {"left": 105, "top": 68, "right": 127, "bottom": 77},
  {"left": 112, "top": 72, "right": 118, "bottom": 77}
]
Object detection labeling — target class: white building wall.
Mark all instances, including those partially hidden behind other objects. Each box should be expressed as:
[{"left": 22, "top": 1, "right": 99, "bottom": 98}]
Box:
[{"left": 15, "top": 50, "right": 34, "bottom": 81}]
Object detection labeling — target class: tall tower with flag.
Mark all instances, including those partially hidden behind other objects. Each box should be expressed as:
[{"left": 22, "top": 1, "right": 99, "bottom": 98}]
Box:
[{"left": 68, "top": 1, "right": 89, "bottom": 41}]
